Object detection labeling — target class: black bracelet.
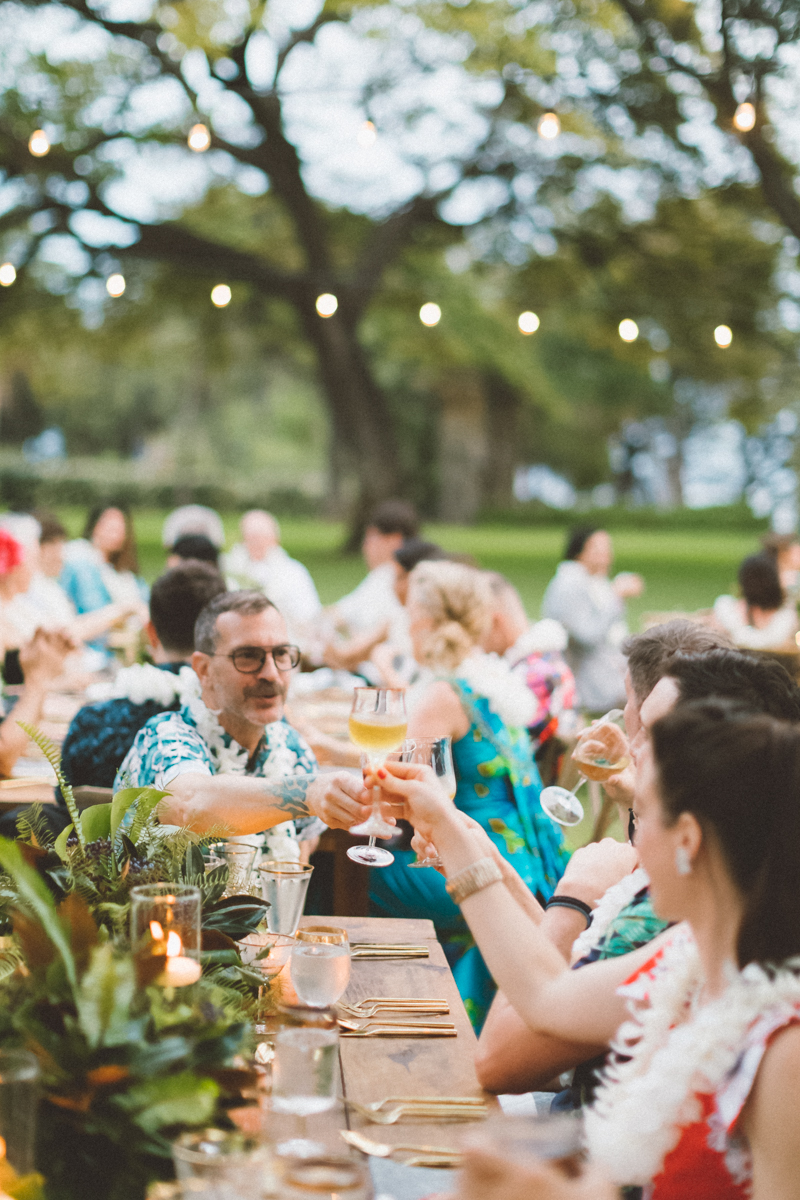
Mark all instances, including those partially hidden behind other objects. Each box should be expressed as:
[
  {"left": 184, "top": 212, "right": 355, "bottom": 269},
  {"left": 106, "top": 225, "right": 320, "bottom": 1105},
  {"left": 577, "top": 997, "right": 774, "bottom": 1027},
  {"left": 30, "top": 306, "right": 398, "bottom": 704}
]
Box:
[{"left": 545, "top": 895, "right": 593, "bottom": 927}]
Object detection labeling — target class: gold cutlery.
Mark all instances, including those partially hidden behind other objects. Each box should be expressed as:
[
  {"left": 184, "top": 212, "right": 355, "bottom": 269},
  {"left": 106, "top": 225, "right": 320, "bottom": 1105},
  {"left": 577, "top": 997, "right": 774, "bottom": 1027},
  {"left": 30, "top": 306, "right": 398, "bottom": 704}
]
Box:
[
  {"left": 361, "top": 997, "right": 448, "bottom": 1006},
  {"left": 359, "top": 1096, "right": 485, "bottom": 1111},
  {"left": 346, "top": 1100, "right": 485, "bottom": 1124},
  {"left": 338, "top": 1001, "right": 450, "bottom": 1019},
  {"left": 339, "top": 1023, "right": 457, "bottom": 1038},
  {"left": 341, "top": 1129, "right": 461, "bottom": 1168},
  {"left": 338, "top": 1017, "right": 455, "bottom": 1031}
]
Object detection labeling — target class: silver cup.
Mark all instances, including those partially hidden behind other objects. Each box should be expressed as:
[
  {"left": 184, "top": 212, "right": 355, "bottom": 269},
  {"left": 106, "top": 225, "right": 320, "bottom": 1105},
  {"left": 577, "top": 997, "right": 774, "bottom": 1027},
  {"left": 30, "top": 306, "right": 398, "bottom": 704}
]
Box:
[{"left": 259, "top": 862, "right": 314, "bottom": 934}]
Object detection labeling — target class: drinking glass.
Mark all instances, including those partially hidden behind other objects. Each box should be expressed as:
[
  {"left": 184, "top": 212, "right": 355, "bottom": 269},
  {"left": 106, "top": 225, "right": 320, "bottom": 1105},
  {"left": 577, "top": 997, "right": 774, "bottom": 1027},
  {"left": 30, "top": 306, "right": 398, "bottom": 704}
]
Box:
[
  {"left": 463, "top": 1110, "right": 585, "bottom": 1177},
  {"left": 272, "top": 1016, "right": 340, "bottom": 1155},
  {"left": 172, "top": 1129, "right": 268, "bottom": 1200},
  {"left": 259, "top": 862, "right": 314, "bottom": 934},
  {"left": 268, "top": 1102, "right": 371, "bottom": 1200},
  {"left": 208, "top": 841, "right": 258, "bottom": 893},
  {"left": 401, "top": 736, "right": 455, "bottom": 869},
  {"left": 0, "top": 1049, "right": 39, "bottom": 1176},
  {"left": 291, "top": 927, "right": 351, "bottom": 1008},
  {"left": 130, "top": 884, "right": 202, "bottom": 988},
  {"left": 346, "top": 687, "right": 407, "bottom": 867},
  {"left": 539, "top": 710, "right": 630, "bottom": 827}
]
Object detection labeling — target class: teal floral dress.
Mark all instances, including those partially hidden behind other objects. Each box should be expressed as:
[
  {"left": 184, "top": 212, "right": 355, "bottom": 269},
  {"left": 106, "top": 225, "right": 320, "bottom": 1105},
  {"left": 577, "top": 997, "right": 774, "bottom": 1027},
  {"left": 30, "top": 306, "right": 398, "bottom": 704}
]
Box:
[{"left": 368, "top": 676, "right": 568, "bottom": 1030}]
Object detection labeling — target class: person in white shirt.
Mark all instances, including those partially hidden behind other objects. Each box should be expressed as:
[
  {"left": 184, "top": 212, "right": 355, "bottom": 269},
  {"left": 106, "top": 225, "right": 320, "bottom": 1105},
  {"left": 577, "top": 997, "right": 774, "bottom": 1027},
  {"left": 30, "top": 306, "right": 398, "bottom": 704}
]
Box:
[
  {"left": 713, "top": 552, "right": 798, "bottom": 650},
  {"left": 224, "top": 511, "right": 321, "bottom": 639}
]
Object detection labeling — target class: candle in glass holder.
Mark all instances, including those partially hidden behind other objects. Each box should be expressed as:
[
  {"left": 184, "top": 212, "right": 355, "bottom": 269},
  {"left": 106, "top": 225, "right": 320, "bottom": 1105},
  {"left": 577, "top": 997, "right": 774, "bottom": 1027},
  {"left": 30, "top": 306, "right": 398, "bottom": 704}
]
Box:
[{"left": 131, "top": 884, "right": 201, "bottom": 988}]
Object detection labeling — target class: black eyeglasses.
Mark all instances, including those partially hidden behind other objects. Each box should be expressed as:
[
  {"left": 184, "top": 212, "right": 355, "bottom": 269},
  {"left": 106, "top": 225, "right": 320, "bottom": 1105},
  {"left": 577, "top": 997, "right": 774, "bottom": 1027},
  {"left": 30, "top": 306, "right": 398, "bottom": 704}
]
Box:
[{"left": 214, "top": 644, "right": 301, "bottom": 674}]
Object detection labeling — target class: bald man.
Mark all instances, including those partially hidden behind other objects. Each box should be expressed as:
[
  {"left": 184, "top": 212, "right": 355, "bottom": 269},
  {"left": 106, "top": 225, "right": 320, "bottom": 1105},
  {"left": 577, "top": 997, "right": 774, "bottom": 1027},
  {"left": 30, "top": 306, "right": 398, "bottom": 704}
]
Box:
[{"left": 224, "top": 510, "right": 321, "bottom": 639}]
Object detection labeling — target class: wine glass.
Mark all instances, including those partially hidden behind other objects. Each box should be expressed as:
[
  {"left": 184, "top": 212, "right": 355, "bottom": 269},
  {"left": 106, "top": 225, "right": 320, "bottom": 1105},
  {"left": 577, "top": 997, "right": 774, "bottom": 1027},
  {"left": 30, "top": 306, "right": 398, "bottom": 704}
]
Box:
[
  {"left": 291, "top": 927, "right": 351, "bottom": 1008},
  {"left": 402, "top": 737, "right": 455, "bottom": 869},
  {"left": 539, "top": 709, "right": 630, "bottom": 826},
  {"left": 346, "top": 687, "right": 407, "bottom": 867}
]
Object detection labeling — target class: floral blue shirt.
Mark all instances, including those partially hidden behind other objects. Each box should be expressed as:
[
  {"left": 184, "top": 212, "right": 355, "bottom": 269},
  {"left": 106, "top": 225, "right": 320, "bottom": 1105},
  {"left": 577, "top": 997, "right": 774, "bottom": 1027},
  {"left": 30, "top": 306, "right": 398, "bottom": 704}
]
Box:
[{"left": 115, "top": 700, "right": 320, "bottom": 841}]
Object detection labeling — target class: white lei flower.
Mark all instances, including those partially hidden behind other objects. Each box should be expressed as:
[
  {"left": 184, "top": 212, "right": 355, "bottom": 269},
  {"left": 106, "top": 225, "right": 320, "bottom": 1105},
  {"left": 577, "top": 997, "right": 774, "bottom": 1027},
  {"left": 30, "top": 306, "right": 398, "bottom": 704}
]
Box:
[
  {"left": 457, "top": 650, "right": 536, "bottom": 730},
  {"left": 586, "top": 926, "right": 800, "bottom": 1186},
  {"left": 571, "top": 868, "right": 651, "bottom": 963}
]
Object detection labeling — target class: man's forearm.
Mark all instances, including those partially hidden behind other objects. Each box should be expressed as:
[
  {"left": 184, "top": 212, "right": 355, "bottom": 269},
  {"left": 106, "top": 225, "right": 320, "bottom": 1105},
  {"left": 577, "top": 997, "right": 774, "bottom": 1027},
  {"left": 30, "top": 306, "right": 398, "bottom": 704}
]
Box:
[{"left": 161, "top": 772, "right": 315, "bottom": 834}]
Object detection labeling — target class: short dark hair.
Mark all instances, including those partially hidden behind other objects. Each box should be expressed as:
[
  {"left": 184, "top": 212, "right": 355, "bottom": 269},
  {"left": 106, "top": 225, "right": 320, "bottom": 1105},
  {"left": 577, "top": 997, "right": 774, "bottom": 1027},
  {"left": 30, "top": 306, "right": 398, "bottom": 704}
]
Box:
[
  {"left": 368, "top": 500, "right": 419, "bottom": 539},
  {"left": 623, "top": 620, "right": 733, "bottom": 704},
  {"left": 84, "top": 504, "right": 139, "bottom": 574},
  {"left": 194, "top": 590, "right": 276, "bottom": 655},
  {"left": 667, "top": 648, "right": 800, "bottom": 723},
  {"left": 564, "top": 526, "right": 600, "bottom": 561},
  {"left": 149, "top": 563, "right": 227, "bottom": 654},
  {"left": 761, "top": 533, "right": 798, "bottom": 558},
  {"left": 652, "top": 700, "right": 800, "bottom": 967},
  {"left": 738, "top": 553, "right": 783, "bottom": 611},
  {"left": 394, "top": 538, "right": 446, "bottom": 574},
  {"left": 169, "top": 533, "right": 220, "bottom": 566},
  {"left": 35, "top": 511, "right": 68, "bottom": 545}
]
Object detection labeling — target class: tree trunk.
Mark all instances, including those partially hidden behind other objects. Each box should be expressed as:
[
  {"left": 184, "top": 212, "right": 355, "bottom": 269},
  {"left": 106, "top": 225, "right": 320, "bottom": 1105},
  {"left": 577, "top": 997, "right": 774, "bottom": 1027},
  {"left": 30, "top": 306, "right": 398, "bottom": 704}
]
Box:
[
  {"left": 298, "top": 303, "right": 405, "bottom": 550},
  {"left": 481, "top": 373, "right": 522, "bottom": 511},
  {"left": 437, "top": 370, "right": 488, "bottom": 523}
]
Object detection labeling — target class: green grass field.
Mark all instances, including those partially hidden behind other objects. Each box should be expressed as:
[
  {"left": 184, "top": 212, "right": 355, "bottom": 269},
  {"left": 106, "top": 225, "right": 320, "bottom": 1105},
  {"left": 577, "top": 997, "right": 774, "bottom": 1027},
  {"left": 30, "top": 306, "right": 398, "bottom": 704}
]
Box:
[{"left": 56, "top": 509, "right": 756, "bottom": 626}]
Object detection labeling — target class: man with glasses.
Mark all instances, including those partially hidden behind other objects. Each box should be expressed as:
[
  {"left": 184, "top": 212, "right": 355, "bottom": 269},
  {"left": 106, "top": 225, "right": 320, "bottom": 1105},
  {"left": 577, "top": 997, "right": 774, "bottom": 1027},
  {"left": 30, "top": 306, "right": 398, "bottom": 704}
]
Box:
[{"left": 116, "top": 591, "right": 371, "bottom": 840}]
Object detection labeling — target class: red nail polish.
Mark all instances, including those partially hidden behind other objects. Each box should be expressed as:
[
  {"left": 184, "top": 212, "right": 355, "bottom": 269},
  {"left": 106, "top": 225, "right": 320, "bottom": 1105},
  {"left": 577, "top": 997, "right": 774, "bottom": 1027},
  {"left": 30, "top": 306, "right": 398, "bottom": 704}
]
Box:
[{"left": 377, "top": 769, "right": 386, "bottom": 779}]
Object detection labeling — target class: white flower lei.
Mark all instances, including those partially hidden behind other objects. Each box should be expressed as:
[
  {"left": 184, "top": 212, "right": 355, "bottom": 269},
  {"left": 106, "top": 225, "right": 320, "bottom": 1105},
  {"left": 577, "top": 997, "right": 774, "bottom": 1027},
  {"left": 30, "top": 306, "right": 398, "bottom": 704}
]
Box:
[
  {"left": 457, "top": 650, "right": 536, "bottom": 730},
  {"left": 571, "top": 867, "right": 651, "bottom": 963},
  {"left": 86, "top": 662, "right": 192, "bottom": 707},
  {"left": 586, "top": 926, "right": 800, "bottom": 1186}
]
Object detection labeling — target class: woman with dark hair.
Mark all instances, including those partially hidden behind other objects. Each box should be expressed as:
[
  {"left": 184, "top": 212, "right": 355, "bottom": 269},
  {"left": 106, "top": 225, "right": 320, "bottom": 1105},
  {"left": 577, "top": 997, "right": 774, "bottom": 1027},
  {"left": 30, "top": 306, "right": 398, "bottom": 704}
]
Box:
[
  {"left": 60, "top": 506, "right": 147, "bottom": 647},
  {"left": 713, "top": 551, "right": 797, "bottom": 649},
  {"left": 376, "top": 700, "right": 800, "bottom": 1200},
  {"left": 542, "top": 527, "right": 643, "bottom": 712}
]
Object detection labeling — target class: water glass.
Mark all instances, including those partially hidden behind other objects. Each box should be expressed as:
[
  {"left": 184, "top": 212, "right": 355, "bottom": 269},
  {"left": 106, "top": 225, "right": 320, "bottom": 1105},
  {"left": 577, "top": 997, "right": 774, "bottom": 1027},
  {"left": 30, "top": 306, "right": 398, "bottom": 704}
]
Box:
[
  {"left": 171, "top": 1129, "right": 268, "bottom": 1200},
  {"left": 0, "top": 1049, "right": 39, "bottom": 1175},
  {"left": 259, "top": 862, "right": 314, "bottom": 934},
  {"left": 208, "top": 841, "right": 258, "bottom": 893},
  {"left": 464, "top": 1111, "right": 584, "bottom": 1176},
  {"left": 291, "top": 927, "right": 351, "bottom": 1008},
  {"left": 272, "top": 1023, "right": 340, "bottom": 1118},
  {"left": 268, "top": 1104, "right": 372, "bottom": 1200}
]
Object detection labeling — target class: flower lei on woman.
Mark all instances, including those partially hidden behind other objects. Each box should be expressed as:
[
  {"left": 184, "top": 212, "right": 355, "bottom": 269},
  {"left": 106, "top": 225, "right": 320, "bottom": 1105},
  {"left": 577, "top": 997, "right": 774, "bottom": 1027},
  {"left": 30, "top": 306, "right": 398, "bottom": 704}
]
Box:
[{"left": 586, "top": 926, "right": 800, "bottom": 1186}]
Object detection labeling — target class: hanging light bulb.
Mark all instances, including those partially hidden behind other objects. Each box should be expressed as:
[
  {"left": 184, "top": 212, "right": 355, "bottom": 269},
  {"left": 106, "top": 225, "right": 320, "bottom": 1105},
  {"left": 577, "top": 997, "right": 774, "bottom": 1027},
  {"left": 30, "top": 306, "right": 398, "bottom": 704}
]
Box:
[
  {"left": 357, "top": 120, "right": 377, "bottom": 147},
  {"left": 0, "top": 264, "right": 16, "bottom": 287},
  {"left": 518, "top": 311, "right": 540, "bottom": 335},
  {"left": 315, "top": 293, "right": 338, "bottom": 317},
  {"left": 28, "top": 130, "right": 50, "bottom": 157},
  {"left": 419, "top": 302, "right": 441, "bottom": 327},
  {"left": 106, "top": 274, "right": 126, "bottom": 297},
  {"left": 187, "top": 123, "right": 211, "bottom": 152},
  {"left": 733, "top": 102, "right": 756, "bottom": 133},
  {"left": 211, "top": 284, "right": 232, "bottom": 307},
  {"left": 714, "top": 324, "right": 732, "bottom": 348},
  {"left": 537, "top": 112, "right": 560, "bottom": 140},
  {"left": 618, "top": 319, "right": 639, "bottom": 343}
]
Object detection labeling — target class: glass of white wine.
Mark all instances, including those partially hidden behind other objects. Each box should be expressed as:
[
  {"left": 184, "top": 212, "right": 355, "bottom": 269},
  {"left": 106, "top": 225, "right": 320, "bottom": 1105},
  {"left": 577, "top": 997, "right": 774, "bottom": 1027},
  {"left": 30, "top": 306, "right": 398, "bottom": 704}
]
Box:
[
  {"left": 346, "top": 687, "right": 407, "bottom": 867},
  {"left": 539, "top": 709, "right": 630, "bottom": 826},
  {"left": 402, "top": 736, "right": 455, "bottom": 869}
]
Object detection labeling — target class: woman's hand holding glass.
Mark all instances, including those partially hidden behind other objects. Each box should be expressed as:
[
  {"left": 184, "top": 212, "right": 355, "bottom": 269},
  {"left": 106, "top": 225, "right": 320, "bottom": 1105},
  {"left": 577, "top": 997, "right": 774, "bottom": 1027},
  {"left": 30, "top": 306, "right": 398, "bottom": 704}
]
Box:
[{"left": 369, "top": 759, "right": 459, "bottom": 851}]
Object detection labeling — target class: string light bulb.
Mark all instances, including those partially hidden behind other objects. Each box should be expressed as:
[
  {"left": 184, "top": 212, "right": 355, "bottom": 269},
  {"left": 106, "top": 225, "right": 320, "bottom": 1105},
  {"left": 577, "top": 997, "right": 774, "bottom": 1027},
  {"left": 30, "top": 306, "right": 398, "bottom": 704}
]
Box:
[
  {"left": 357, "top": 120, "right": 377, "bottom": 147},
  {"left": 537, "top": 112, "right": 560, "bottom": 140},
  {"left": 106, "top": 274, "right": 125, "bottom": 297},
  {"left": 0, "top": 264, "right": 16, "bottom": 287},
  {"left": 315, "top": 293, "right": 338, "bottom": 317},
  {"left": 28, "top": 130, "right": 50, "bottom": 157},
  {"left": 211, "top": 284, "right": 231, "bottom": 307},
  {"left": 419, "top": 302, "right": 441, "bottom": 327},
  {"left": 618, "top": 319, "right": 639, "bottom": 343},
  {"left": 733, "top": 102, "right": 756, "bottom": 133},
  {"left": 518, "top": 311, "right": 540, "bottom": 335},
  {"left": 714, "top": 324, "right": 732, "bottom": 348},
  {"left": 187, "top": 123, "right": 211, "bottom": 152}
]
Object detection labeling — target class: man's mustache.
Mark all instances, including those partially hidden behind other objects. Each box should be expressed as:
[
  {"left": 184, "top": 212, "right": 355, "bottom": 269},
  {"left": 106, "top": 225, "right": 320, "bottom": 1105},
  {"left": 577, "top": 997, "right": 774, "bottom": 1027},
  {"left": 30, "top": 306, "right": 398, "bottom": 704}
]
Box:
[{"left": 244, "top": 682, "right": 286, "bottom": 699}]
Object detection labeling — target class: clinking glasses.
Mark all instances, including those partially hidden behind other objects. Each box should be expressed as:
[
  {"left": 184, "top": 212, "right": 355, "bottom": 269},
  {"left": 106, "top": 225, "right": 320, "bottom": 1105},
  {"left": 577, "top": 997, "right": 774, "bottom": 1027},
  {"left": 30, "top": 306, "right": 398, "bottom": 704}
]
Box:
[{"left": 214, "top": 644, "right": 301, "bottom": 674}]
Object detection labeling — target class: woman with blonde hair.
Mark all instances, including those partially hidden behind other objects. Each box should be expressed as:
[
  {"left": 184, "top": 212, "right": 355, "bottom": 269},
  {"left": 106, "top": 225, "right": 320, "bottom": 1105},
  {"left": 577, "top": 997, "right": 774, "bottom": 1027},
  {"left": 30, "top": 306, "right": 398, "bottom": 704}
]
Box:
[{"left": 368, "top": 561, "right": 567, "bottom": 1028}]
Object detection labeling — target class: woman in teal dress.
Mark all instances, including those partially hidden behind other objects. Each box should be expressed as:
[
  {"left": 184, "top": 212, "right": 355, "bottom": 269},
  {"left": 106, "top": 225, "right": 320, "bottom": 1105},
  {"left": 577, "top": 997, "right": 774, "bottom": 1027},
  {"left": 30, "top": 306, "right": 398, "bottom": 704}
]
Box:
[{"left": 369, "top": 562, "right": 568, "bottom": 1030}]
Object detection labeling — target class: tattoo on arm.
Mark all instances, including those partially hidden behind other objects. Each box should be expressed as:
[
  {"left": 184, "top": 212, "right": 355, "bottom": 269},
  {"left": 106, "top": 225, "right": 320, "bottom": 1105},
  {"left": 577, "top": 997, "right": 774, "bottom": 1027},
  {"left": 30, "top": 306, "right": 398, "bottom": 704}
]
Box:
[{"left": 268, "top": 774, "right": 315, "bottom": 820}]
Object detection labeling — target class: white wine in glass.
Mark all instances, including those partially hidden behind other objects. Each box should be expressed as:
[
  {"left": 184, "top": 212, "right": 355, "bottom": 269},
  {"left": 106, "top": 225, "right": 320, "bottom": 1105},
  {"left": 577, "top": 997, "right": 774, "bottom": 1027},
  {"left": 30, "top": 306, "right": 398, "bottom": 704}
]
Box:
[
  {"left": 347, "top": 687, "right": 407, "bottom": 867},
  {"left": 539, "top": 709, "right": 630, "bottom": 826}
]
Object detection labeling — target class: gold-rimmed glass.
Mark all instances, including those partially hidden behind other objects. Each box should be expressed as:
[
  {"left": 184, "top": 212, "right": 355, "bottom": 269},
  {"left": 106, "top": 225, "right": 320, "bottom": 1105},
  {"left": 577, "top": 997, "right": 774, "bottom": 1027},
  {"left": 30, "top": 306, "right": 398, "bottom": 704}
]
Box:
[{"left": 346, "top": 687, "right": 407, "bottom": 867}]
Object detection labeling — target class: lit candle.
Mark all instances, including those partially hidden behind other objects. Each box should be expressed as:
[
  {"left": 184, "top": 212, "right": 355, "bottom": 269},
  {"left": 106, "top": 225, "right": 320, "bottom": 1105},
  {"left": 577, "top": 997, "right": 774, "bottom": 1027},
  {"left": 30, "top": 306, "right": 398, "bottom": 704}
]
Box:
[{"left": 155, "top": 930, "right": 202, "bottom": 988}]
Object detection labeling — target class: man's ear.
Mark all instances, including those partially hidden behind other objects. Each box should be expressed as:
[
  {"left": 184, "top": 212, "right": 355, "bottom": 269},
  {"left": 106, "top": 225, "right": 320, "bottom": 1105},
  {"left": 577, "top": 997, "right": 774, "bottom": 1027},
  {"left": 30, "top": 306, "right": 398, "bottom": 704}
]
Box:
[
  {"left": 145, "top": 620, "right": 159, "bottom": 651},
  {"left": 192, "top": 650, "right": 210, "bottom": 684}
]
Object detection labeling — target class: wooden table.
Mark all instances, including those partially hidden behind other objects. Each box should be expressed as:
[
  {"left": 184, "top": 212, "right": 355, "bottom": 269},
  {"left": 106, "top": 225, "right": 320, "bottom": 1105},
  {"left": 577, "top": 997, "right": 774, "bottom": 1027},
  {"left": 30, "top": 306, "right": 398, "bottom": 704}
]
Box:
[{"left": 292, "top": 915, "right": 496, "bottom": 1149}]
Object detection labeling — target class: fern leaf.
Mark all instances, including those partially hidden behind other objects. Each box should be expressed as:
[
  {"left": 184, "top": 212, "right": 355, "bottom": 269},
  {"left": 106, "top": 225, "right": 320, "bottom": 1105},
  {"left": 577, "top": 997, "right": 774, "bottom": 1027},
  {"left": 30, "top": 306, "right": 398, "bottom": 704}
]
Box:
[
  {"left": 15, "top": 803, "right": 56, "bottom": 849},
  {"left": 17, "top": 724, "right": 85, "bottom": 851}
]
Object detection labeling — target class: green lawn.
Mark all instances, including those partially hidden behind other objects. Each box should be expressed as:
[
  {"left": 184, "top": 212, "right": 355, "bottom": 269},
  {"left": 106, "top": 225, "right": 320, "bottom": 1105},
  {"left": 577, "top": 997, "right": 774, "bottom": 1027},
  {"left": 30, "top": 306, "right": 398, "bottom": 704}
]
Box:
[{"left": 56, "top": 509, "right": 755, "bottom": 627}]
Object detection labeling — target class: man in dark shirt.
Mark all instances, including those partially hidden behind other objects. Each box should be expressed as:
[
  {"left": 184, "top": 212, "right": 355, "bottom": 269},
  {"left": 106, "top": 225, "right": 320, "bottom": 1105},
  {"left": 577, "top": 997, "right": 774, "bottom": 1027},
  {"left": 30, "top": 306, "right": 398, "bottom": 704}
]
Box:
[{"left": 60, "top": 562, "right": 226, "bottom": 789}]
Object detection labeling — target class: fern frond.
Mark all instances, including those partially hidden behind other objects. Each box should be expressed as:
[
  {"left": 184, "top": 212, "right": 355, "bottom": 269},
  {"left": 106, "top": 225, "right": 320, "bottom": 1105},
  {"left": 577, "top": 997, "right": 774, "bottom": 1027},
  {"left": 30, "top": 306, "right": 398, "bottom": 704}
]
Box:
[
  {"left": 17, "top": 724, "right": 85, "bottom": 851},
  {"left": 15, "top": 803, "right": 56, "bottom": 849}
]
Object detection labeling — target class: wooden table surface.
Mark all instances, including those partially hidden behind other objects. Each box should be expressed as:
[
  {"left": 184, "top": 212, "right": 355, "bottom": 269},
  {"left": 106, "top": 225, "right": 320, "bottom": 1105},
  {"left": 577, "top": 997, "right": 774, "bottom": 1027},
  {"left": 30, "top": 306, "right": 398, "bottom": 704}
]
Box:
[{"left": 293, "top": 914, "right": 497, "bottom": 1149}]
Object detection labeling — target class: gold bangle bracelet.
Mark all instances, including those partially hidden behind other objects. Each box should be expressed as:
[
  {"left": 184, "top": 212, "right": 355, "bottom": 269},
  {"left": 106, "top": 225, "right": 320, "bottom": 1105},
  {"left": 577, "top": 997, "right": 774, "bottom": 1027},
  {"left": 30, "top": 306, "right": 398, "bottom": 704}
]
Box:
[{"left": 445, "top": 856, "right": 504, "bottom": 906}]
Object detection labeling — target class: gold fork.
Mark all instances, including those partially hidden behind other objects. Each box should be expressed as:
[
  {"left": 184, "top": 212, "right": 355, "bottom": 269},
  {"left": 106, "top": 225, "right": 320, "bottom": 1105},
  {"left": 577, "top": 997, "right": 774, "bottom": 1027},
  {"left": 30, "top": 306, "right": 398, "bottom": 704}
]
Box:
[
  {"left": 347, "top": 1101, "right": 486, "bottom": 1124},
  {"left": 341, "top": 1129, "right": 461, "bottom": 1168},
  {"left": 340, "top": 1023, "right": 457, "bottom": 1038},
  {"left": 338, "top": 1002, "right": 450, "bottom": 1019}
]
